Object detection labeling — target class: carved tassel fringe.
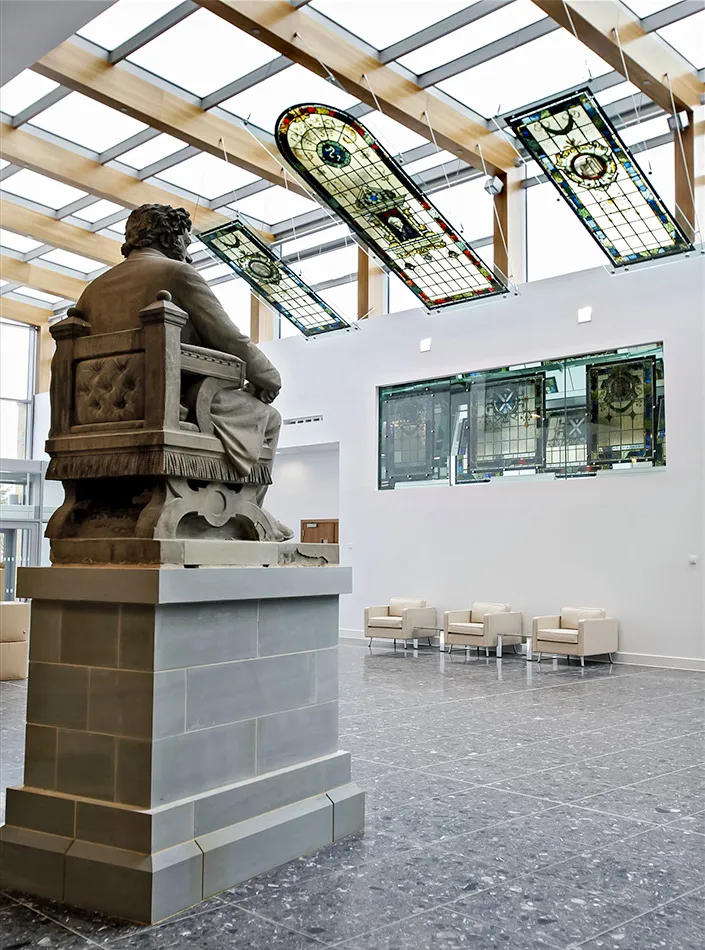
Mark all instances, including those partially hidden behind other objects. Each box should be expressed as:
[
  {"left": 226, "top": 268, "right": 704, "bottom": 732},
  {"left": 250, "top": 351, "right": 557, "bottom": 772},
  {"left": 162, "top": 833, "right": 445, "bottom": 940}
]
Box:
[{"left": 47, "top": 452, "right": 272, "bottom": 485}]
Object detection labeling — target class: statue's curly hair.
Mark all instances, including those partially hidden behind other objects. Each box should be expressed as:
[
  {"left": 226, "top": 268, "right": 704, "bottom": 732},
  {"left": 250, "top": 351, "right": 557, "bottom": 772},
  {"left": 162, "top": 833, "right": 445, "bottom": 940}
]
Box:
[{"left": 121, "top": 204, "right": 192, "bottom": 259}]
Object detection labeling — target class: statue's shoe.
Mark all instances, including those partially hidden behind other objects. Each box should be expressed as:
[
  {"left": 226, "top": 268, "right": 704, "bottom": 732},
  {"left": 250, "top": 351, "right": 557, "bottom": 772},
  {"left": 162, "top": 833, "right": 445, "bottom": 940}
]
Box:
[{"left": 274, "top": 520, "right": 295, "bottom": 542}]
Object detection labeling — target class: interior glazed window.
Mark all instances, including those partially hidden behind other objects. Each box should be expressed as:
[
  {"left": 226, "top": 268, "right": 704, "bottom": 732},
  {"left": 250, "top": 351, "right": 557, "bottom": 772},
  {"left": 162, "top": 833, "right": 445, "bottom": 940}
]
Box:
[
  {"left": 378, "top": 343, "right": 665, "bottom": 489},
  {"left": 0, "top": 319, "right": 35, "bottom": 460}
]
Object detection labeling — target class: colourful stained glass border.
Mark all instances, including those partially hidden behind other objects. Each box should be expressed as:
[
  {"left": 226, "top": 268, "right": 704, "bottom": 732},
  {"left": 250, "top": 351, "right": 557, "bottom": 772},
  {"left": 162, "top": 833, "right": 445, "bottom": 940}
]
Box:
[
  {"left": 198, "top": 218, "right": 350, "bottom": 336},
  {"left": 508, "top": 88, "right": 693, "bottom": 266},
  {"left": 275, "top": 103, "right": 505, "bottom": 309}
]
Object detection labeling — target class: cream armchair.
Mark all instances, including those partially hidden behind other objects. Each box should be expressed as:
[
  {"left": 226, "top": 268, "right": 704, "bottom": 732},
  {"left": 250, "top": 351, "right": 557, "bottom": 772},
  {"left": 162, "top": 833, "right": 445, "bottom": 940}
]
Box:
[
  {"left": 364, "top": 598, "right": 437, "bottom": 649},
  {"left": 444, "top": 602, "right": 522, "bottom": 657},
  {"left": 533, "top": 607, "right": 618, "bottom": 666}
]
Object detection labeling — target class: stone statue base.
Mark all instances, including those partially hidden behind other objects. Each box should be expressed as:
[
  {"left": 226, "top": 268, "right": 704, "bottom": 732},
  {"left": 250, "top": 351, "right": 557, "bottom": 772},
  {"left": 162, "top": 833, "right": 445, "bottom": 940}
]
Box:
[
  {"left": 49, "top": 539, "right": 339, "bottom": 567},
  {"left": 0, "top": 564, "right": 363, "bottom": 924}
]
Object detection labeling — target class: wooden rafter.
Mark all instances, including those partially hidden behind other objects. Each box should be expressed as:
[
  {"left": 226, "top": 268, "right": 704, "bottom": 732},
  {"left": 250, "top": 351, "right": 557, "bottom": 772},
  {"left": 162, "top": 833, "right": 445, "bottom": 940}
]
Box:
[
  {"left": 0, "top": 254, "right": 88, "bottom": 300},
  {"left": 194, "top": 0, "right": 515, "bottom": 174},
  {"left": 0, "top": 124, "right": 267, "bottom": 237},
  {"left": 0, "top": 296, "right": 50, "bottom": 327},
  {"left": 532, "top": 1, "right": 705, "bottom": 113},
  {"left": 33, "top": 41, "right": 306, "bottom": 194},
  {"left": 1, "top": 200, "right": 122, "bottom": 266}
]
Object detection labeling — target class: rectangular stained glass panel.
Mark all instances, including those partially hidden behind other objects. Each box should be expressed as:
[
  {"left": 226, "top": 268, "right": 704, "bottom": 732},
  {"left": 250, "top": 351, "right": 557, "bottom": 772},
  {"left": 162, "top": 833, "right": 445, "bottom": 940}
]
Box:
[
  {"left": 509, "top": 89, "right": 692, "bottom": 266},
  {"left": 588, "top": 358, "right": 656, "bottom": 462},
  {"left": 198, "top": 219, "right": 350, "bottom": 337},
  {"left": 466, "top": 374, "right": 543, "bottom": 474}
]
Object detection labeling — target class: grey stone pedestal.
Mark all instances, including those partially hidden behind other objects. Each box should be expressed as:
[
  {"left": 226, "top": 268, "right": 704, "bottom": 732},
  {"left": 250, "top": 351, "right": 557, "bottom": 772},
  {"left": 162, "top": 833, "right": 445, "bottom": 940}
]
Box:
[{"left": 0, "top": 565, "right": 363, "bottom": 924}]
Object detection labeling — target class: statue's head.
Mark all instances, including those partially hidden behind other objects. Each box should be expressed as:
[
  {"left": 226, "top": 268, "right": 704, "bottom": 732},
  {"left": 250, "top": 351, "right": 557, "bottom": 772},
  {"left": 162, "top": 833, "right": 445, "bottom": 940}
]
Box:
[{"left": 121, "top": 204, "right": 193, "bottom": 263}]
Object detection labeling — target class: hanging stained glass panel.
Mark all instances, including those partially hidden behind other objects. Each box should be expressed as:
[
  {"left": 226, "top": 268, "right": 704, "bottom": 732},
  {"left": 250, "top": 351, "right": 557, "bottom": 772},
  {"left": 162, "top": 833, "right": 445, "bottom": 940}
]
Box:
[
  {"left": 276, "top": 104, "right": 505, "bottom": 309},
  {"left": 469, "top": 375, "right": 544, "bottom": 472},
  {"left": 198, "top": 219, "right": 350, "bottom": 336},
  {"left": 588, "top": 358, "right": 655, "bottom": 462},
  {"left": 508, "top": 89, "right": 693, "bottom": 266}
]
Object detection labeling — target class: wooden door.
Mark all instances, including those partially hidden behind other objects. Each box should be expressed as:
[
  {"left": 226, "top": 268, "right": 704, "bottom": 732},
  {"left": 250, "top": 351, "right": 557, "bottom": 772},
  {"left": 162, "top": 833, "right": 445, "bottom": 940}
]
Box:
[{"left": 300, "top": 519, "right": 339, "bottom": 544}]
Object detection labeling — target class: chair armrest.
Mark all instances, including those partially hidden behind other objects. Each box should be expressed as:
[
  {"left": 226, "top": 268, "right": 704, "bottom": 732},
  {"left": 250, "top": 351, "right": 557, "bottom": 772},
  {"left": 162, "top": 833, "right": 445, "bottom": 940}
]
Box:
[
  {"left": 486, "top": 611, "right": 522, "bottom": 636},
  {"left": 402, "top": 606, "right": 437, "bottom": 635},
  {"left": 532, "top": 615, "right": 560, "bottom": 636},
  {"left": 443, "top": 610, "right": 471, "bottom": 634},
  {"left": 364, "top": 606, "right": 389, "bottom": 628},
  {"left": 578, "top": 617, "right": 619, "bottom": 655}
]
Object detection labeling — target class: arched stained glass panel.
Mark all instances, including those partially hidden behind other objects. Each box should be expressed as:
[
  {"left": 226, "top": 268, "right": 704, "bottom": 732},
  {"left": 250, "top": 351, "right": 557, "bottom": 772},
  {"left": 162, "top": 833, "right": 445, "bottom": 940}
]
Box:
[
  {"left": 276, "top": 104, "right": 505, "bottom": 309},
  {"left": 198, "top": 218, "right": 350, "bottom": 336},
  {"left": 509, "top": 89, "right": 693, "bottom": 266}
]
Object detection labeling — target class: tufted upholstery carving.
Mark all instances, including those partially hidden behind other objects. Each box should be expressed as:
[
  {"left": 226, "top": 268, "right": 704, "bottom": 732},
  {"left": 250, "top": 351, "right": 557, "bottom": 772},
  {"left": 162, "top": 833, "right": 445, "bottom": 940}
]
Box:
[{"left": 75, "top": 353, "right": 145, "bottom": 425}]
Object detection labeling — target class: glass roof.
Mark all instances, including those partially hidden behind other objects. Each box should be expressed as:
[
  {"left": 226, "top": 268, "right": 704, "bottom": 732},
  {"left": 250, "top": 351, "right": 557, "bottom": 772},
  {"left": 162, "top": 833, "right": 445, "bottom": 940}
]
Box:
[
  {"left": 658, "top": 10, "right": 705, "bottom": 69},
  {"left": 362, "top": 111, "right": 428, "bottom": 154},
  {"left": 0, "top": 69, "right": 58, "bottom": 117},
  {"left": 155, "top": 152, "right": 258, "bottom": 199},
  {"left": 1, "top": 169, "right": 87, "bottom": 208},
  {"left": 399, "top": 1, "right": 547, "bottom": 74},
  {"left": 72, "top": 200, "right": 126, "bottom": 223},
  {"left": 117, "top": 132, "right": 188, "bottom": 170},
  {"left": 309, "top": 0, "right": 474, "bottom": 49},
  {"left": 438, "top": 30, "right": 612, "bottom": 118},
  {"left": 30, "top": 91, "right": 147, "bottom": 152},
  {"left": 232, "top": 185, "right": 320, "bottom": 225},
  {"left": 15, "top": 286, "right": 63, "bottom": 304},
  {"left": 0, "top": 229, "right": 43, "bottom": 253},
  {"left": 128, "top": 8, "right": 280, "bottom": 97},
  {"left": 39, "top": 248, "right": 105, "bottom": 273},
  {"left": 78, "top": 0, "right": 186, "bottom": 51},
  {"left": 220, "top": 64, "right": 358, "bottom": 134}
]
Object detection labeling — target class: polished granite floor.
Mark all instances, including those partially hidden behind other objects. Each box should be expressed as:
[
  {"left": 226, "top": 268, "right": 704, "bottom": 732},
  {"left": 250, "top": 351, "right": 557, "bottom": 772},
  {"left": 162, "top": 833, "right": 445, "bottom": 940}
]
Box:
[{"left": 1, "top": 644, "right": 704, "bottom": 949}]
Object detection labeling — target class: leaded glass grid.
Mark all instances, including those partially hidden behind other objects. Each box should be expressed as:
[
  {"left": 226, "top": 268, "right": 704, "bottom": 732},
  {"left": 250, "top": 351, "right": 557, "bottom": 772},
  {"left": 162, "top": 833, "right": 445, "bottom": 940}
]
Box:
[
  {"left": 198, "top": 219, "right": 350, "bottom": 336},
  {"left": 378, "top": 343, "right": 665, "bottom": 489},
  {"left": 508, "top": 89, "right": 693, "bottom": 266},
  {"left": 276, "top": 104, "right": 504, "bottom": 309}
]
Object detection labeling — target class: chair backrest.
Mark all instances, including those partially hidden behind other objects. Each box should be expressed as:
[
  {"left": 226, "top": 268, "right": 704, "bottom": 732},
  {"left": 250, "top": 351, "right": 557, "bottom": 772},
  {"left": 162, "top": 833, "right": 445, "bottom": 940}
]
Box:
[
  {"left": 561, "top": 607, "right": 605, "bottom": 629},
  {"left": 471, "top": 602, "right": 510, "bottom": 622},
  {"left": 389, "top": 597, "right": 425, "bottom": 616}
]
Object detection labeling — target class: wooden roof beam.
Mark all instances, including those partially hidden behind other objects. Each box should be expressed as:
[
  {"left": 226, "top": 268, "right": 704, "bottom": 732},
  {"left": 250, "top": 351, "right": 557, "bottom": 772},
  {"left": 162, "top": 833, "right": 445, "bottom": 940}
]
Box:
[
  {"left": 0, "top": 296, "right": 50, "bottom": 327},
  {"left": 0, "top": 124, "right": 269, "bottom": 237},
  {"left": 0, "top": 254, "right": 88, "bottom": 301},
  {"left": 1, "top": 200, "right": 122, "bottom": 266},
  {"left": 532, "top": 0, "right": 705, "bottom": 113},
  {"left": 194, "top": 0, "right": 515, "bottom": 174},
  {"left": 33, "top": 40, "right": 306, "bottom": 194}
]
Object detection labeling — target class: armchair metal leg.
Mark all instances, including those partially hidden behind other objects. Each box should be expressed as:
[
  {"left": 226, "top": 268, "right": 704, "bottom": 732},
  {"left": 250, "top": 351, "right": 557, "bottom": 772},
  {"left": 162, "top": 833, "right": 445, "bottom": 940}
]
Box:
[
  {"left": 368, "top": 638, "right": 372, "bottom": 650},
  {"left": 413, "top": 638, "right": 418, "bottom": 649},
  {"left": 485, "top": 648, "right": 489, "bottom": 657},
  {"left": 427, "top": 637, "right": 433, "bottom": 646},
  {"left": 608, "top": 653, "right": 614, "bottom": 664},
  {"left": 403, "top": 640, "right": 407, "bottom": 651},
  {"left": 448, "top": 644, "right": 453, "bottom": 655},
  {"left": 465, "top": 646, "right": 469, "bottom": 659},
  {"left": 537, "top": 653, "right": 542, "bottom": 664},
  {"left": 496, "top": 636, "right": 503, "bottom": 659},
  {"left": 476, "top": 647, "right": 480, "bottom": 657},
  {"left": 580, "top": 656, "right": 585, "bottom": 667}
]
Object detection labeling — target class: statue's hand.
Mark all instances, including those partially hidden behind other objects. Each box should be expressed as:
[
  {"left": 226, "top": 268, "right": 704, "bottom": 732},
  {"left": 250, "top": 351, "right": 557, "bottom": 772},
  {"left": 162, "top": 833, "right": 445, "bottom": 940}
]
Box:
[{"left": 258, "top": 389, "right": 278, "bottom": 404}]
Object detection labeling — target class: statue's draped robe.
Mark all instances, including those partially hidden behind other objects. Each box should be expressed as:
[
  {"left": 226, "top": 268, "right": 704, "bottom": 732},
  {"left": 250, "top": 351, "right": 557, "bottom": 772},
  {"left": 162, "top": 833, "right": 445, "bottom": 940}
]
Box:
[{"left": 75, "top": 248, "right": 281, "bottom": 477}]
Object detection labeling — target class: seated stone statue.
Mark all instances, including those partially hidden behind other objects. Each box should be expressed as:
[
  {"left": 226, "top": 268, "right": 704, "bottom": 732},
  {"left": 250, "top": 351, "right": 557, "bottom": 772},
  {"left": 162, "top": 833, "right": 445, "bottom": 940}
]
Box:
[{"left": 74, "top": 203, "right": 293, "bottom": 541}]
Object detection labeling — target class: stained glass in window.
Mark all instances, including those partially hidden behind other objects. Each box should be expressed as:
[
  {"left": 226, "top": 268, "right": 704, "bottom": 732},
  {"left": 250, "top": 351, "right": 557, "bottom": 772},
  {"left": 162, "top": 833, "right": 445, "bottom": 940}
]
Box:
[
  {"left": 588, "top": 358, "right": 656, "bottom": 462},
  {"left": 509, "top": 90, "right": 692, "bottom": 266},
  {"left": 467, "top": 375, "right": 544, "bottom": 475},
  {"left": 276, "top": 105, "right": 504, "bottom": 309},
  {"left": 198, "top": 219, "right": 350, "bottom": 337},
  {"left": 378, "top": 380, "right": 451, "bottom": 488}
]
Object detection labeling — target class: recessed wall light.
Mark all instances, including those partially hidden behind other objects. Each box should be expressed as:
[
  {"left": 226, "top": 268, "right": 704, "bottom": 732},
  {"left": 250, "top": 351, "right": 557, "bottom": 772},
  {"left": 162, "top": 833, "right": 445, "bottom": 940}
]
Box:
[
  {"left": 577, "top": 306, "right": 592, "bottom": 323},
  {"left": 420, "top": 337, "right": 432, "bottom": 352}
]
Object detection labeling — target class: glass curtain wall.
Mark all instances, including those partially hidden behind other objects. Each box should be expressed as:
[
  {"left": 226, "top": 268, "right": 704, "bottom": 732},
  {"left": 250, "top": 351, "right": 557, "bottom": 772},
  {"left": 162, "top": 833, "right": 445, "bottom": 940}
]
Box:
[{"left": 379, "top": 342, "right": 664, "bottom": 489}]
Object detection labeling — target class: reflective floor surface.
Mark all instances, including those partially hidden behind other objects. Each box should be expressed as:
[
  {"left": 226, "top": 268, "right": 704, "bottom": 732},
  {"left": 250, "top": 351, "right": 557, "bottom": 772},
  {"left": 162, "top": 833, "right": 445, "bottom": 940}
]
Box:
[{"left": 1, "top": 643, "right": 704, "bottom": 949}]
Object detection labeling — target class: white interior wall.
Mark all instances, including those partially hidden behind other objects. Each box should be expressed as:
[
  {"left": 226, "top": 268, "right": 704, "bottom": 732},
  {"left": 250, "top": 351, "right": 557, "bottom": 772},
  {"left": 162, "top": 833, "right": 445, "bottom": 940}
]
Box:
[
  {"left": 266, "top": 444, "right": 339, "bottom": 541},
  {"left": 261, "top": 257, "right": 705, "bottom": 668}
]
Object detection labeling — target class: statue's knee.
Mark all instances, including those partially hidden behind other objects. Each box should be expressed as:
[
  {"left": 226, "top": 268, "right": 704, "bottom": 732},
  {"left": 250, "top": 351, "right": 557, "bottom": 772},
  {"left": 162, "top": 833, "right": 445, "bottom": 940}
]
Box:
[{"left": 268, "top": 405, "right": 282, "bottom": 428}]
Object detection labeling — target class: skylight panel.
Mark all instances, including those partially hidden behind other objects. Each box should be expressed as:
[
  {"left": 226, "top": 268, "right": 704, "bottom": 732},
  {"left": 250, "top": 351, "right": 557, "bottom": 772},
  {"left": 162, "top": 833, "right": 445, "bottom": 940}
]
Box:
[
  {"left": 40, "top": 249, "right": 105, "bottom": 273},
  {"left": 438, "top": 30, "right": 612, "bottom": 118},
  {"left": 30, "top": 91, "right": 147, "bottom": 152},
  {"left": 78, "top": 0, "right": 186, "bottom": 51},
  {"left": 658, "top": 10, "right": 705, "bottom": 68},
  {"left": 117, "top": 132, "right": 188, "bottom": 170},
  {"left": 15, "top": 286, "right": 63, "bottom": 304},
  {"left": 232, "top": 186, "right": 319, "bottom": 225},
  {"left": 280, "top": 223, "right": 352, "bottom": 256},
  {"left": 1, "top": 169, "right": 87, "bottom": 208},
  {"left": 128, "top": 8, "right": 279, "bottom": 97},
  {"left": 398, "top": 0, "right": 547, "bottom": 74},
  {"left": 403, "top": 150, "right": 457, "bottom": 174},
  {"left": 363, "top": 112, "right": 428, "bottom": 154},
  {"left": 72, "top": 200, "right": 125, "bottom": 223},
  {"left": 155, "top": 153, "right": 258, "bottom": 200},
  {"left": 594, "top": 81, "right": 642, "bottom": 106},
  {"left": 0, "top": 229, "right": 43, "bottom": 253},
  {"left": 619, "top": 115, "right": 671, "bottom": 146},
  {"left": 0, "top": 69, "right": 58, "bottom": 117},
  {"left": 220, "top": 64, "right": 357, "bottom": 133},
  {"left": 309, "top": 0, "right": 474, "bottom": 49}
]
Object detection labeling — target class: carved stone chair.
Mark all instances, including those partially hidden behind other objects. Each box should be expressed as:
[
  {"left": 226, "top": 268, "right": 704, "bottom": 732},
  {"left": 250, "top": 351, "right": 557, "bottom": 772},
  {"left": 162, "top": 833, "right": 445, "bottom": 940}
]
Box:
[{"left": 45, "top": 291, "right": 278, "bottom": 564}]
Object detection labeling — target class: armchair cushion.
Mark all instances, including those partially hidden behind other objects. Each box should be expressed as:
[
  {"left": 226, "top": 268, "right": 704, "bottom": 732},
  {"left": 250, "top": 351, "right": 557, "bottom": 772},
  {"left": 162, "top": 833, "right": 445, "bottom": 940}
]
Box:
[
  {"left": 75, "top": 354, "right": 145, "bottom": 425},
  {"left": 367, "top": 616, "right": 403, "bottom": 629},
  {"left": 560, "top": 607, "right": 605, "bottom": 630},
  {"left": 389, "top": 598, "right": 425, "bottom": 616},
  {"left": 471, "top": 602, "right": 509, "bottom": 623},
  {"left": 447, "top": 622, "right": 484, "bottom": 635},
  {"left": 535, "top": 629, "right": 578, "bottom": 644}
]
